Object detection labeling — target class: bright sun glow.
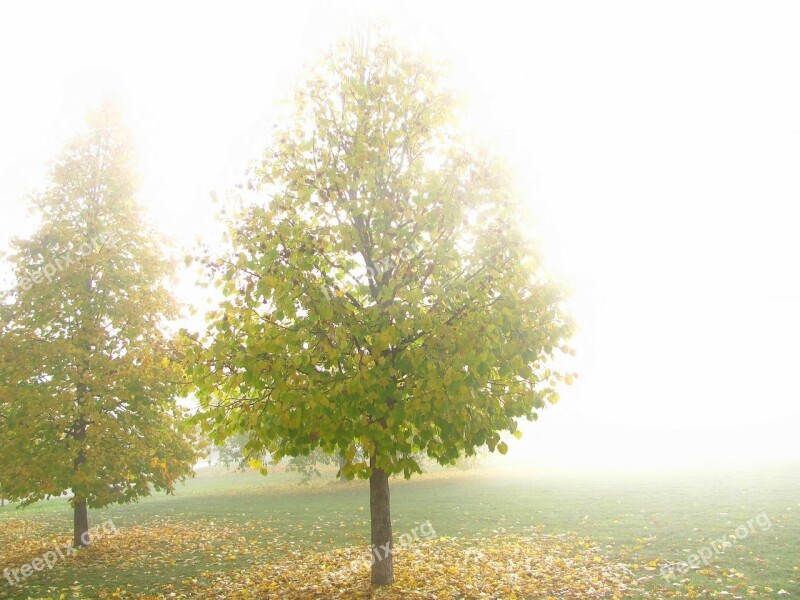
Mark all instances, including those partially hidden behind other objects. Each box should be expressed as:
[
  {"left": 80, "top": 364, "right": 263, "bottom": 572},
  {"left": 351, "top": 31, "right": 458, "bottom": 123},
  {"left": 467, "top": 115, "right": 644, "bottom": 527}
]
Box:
[{"left": 1, "top": 0, "right": 798, "bottom": 470}]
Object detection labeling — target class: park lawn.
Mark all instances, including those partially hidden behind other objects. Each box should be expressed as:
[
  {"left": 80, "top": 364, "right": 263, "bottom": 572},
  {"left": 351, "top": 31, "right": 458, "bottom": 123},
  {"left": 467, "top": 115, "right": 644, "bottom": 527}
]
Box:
[{"left": 0, "top": 462, "right": 798, "bottom": 599}]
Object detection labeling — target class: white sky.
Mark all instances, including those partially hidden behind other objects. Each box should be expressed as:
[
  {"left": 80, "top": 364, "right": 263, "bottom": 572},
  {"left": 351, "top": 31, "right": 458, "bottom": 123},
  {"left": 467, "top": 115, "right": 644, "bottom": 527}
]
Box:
[{"left": 1, "top": 0, "right": 798, "bottom": 468}]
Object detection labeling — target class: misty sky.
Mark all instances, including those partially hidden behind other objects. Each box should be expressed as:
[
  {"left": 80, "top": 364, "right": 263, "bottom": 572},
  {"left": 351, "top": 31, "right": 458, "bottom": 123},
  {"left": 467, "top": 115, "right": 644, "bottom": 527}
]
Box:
[{"left": 1, "top": 0, "right": 798, "bottom": 468}]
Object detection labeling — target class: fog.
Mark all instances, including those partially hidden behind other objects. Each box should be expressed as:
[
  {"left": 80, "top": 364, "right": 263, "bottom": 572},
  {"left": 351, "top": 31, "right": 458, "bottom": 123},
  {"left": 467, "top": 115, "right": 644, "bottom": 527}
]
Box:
[{"left": 2, "top": 0, "right": 798, "bottom": 470}]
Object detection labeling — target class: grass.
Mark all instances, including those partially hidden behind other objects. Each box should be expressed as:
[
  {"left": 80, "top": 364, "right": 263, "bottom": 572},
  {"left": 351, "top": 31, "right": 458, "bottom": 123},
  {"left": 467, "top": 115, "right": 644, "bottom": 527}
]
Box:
[{"left": 1, "top": 461, "right": 798, "bottom": 598}]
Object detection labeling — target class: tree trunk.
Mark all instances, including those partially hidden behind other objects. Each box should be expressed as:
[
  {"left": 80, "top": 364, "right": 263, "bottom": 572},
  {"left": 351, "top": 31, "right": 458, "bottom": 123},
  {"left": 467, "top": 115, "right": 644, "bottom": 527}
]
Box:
[
  {"left": 336, "top": 452, "right": 347, "bottom": 482},
  {"left": 369, "top": 463, "right": 393, "bottom": 585},
  {"left": 73, "top": 498, "right": 89, "bottom": 548}
]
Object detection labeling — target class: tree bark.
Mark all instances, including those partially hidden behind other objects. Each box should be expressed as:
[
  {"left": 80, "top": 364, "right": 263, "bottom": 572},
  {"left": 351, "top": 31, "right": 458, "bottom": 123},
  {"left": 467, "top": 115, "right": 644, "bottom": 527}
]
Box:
[
  {"left": 369, "top": 462, "right": 393, "bottom": 585},
  {"left": 336, "top": 452, "right": 347, "bottom": 483},
  {"left": 73, "top": 498, "right": 89, "bottom": 548},
  {"left": 72, "top": 421, "right": 89, "bottom": 548}
]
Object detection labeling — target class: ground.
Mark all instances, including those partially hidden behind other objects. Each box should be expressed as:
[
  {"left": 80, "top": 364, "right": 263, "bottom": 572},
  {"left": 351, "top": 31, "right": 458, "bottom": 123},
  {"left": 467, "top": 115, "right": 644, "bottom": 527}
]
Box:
[{"left": 0, "top": 463, "right": 797, "bottom": 599}]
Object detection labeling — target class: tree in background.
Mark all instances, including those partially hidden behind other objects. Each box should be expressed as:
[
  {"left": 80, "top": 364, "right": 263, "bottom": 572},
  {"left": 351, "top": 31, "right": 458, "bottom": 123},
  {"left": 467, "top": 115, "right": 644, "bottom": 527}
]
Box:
[
  {"left": 286, "top": 448, "right": 339, "bottom": 482},
  {"left": 185, "top": 36, "right": 574, "bottom": 585},
  {"left": 215, "top": 431, "right": 269, "bottom": 470},
  {"left": 215, "top": 432, "right": 251, "bottom": 470},
  {"left": 0, "top": 103, "right": 200, "bottom": 547}
]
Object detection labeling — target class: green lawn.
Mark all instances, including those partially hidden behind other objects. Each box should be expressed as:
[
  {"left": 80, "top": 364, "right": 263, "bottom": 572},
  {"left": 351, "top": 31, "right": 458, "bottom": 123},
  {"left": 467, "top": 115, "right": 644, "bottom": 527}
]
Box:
[{"left": 1, "top": 462, "right": 798, "bottom": 598}]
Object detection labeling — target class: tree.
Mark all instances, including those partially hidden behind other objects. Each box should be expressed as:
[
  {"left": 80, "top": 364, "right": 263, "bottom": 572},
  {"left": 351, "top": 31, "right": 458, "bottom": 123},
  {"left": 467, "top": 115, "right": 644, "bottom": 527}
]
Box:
[
  {"left": 185, "top": 36, "right": 574, "bottom": 585},
  {"left": 287, "top": 448, "right": 352, "bottom": 483},
  {"left": 286, "top": 448, "right": 337, "bottom": 482},
  {"left": 215, "top": 431, "right": 268, "bottom": 470},
  {"left": 0, "top": 102, "right": 200, "bottom": 547},
  {"left": 215, "top": 432, "right": 250, "bottom": 469}
]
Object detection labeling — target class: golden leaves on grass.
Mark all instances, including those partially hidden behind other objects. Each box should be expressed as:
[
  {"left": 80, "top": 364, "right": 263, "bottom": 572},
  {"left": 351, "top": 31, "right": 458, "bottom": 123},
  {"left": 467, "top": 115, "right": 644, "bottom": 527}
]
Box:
[
  {"left": 0, "top": 518, "right": 50, "bottom": 568},
  {"left": 174, "top": 532, "right": 639, "bottom": 599},
  {"left": 2, "top": 518, "right": 782, "bottom": 599},
  {"left": 0, "top": 518, "right": 251, "bottom": 599},
  {"left": 633, "top": 562, "right": 782, "bottom": 599},
  {"left": 82, "top": 520, "right": 246, "bottom": 570}
]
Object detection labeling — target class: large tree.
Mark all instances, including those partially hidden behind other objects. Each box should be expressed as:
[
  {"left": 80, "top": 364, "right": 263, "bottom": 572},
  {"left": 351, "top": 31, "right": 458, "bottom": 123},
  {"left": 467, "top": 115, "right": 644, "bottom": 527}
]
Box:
[
  {"left": 0, "top": 103, "right": 199, "bottom": 547},
  {"left": 186, "top": 36, "right": 574, "bottom": 585}
]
